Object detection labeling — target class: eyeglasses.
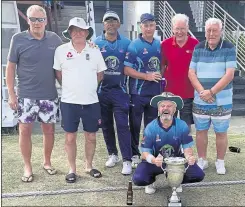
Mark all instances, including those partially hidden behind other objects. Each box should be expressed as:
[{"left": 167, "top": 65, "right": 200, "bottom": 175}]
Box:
[{"left": 28, "top": 17, "right": 46, "bottom": 23}]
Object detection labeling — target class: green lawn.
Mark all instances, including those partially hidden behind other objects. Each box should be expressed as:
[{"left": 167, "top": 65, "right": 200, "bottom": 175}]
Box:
[{"left": 2, "top": 132, "right": 245, "bottom": 206}]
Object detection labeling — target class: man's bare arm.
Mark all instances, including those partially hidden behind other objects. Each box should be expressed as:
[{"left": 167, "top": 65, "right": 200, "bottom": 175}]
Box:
[
  {"left": 6, "top": 61, "right": 16, "bottom": 96},
  {"left": 188, "top": 68, "right": 204, "bottom": 93},
  {"left": 55, "top": 70, "right": 62, "bottom": 86},
  {"left": 210, "top": 68, "right": 234, "bottom": 95},
  {"left": 6, "top": 61, "right": 18, "bottom": 110},
  {"left": 97, "top": 71, "right": 104, "bottom": 83}
]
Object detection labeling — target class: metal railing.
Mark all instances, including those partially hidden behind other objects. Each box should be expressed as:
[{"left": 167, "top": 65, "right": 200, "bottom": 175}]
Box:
[
  {"left": 157, "top": 1, "right": 196, "bottom": 40},
  {"left": 205, "top": 1, "right": 245, "bottom": 72},
  {"left": 189, "top": 1, "right": 205, "bottom": 32}
]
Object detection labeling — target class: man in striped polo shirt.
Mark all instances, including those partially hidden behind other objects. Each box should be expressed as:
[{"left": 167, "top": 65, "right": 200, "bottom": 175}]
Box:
[{"left": 189, "top": 18, "right": 237, "bottom": 175}]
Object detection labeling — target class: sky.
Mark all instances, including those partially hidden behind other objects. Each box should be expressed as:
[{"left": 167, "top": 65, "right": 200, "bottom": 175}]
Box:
[{"left": 136, "top": 1, "right": 151, "bottom": 20}]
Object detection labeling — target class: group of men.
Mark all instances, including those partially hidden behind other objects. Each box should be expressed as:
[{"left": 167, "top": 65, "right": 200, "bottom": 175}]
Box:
[{"left": 6, "top": 4, "right": 236, "bottom": 194}]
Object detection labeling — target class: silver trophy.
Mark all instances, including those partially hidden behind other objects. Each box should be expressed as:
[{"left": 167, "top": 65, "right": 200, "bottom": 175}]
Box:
[{"left": 164, "top": 157, "right": 188, "bottom": 207}]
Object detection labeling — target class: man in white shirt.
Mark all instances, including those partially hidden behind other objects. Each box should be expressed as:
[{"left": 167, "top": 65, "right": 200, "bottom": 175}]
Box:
[{"left": 53, "top": 17, "right": 107, "bottom": 183}]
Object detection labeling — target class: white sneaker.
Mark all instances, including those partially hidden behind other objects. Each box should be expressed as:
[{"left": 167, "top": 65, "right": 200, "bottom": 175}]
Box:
[
  {"left": 197, "top": 158, "right": 209, "bottom": 170},
  {"left": 105, "top": 154, "right": 120, "bottom": 167},
  {"left": 176, "top": 185, "right": 182, "bottom": 193},
  {"left": 215, "top": 160, "right": 226, "bottom": 175},
  {"left": 145, "top": 183, "right": 156, "bottom": 194},
  {"left": 131, "top": 155, "right": 141, "bottom": 169},
  {"left": 121, "top": 161, "right": 132, "bottom": 175}
]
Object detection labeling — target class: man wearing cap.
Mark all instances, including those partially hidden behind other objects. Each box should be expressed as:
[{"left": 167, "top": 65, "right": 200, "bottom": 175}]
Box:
[
  {"left": 94, "top": 11, "right": 132, "bottom": 175},
  {"left": 53, "top": 17, "right": 107, "bottom": 183},
  {"left": 124, "top": 13, "right": 162, "bottom": 169},
  {"left": 6, "top": 5, "right": 62, "bottom": 182},
  {"left": 132, "top": 92, "right": 205, "bottom": 194}
]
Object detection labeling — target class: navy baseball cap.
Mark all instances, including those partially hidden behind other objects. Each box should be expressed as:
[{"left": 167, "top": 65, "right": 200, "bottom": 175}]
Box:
[{"left": 140, "top": 13, "right": 155, "bottom": 23}]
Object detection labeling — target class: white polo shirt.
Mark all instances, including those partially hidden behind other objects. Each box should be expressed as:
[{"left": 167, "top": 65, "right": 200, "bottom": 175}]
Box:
[{"left": 53, "top": 42, "right": 107, "bottom": 105}]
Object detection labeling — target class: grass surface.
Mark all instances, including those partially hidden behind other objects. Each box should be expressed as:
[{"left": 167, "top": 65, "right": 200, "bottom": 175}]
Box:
[{"left": 2, "top": 132, "right": 245, "bottom": 206}]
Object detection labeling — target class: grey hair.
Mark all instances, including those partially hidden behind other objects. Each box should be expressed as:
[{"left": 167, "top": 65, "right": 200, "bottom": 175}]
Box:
[
  {"left": 26, "top": 5, "right": 46, "bottom": 17},
  {"left": 172, "top": 14, "right": 189, "bottom": 27},
  {"left": 205, "top": 18, "right": 223, "bottom": 30}
]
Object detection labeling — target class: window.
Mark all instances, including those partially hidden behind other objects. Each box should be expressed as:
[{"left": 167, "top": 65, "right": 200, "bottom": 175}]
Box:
[{"left": 2, "top": 2, "right": 18, "bottom": 24}]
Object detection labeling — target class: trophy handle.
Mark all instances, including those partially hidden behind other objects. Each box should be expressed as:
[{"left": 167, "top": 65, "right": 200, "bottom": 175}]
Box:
[{"left": 185, "top": 165, "right": 189, "bottom": 172}]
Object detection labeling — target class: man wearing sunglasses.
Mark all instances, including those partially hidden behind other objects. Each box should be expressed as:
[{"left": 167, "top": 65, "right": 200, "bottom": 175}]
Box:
[
  {"left": 124, "top": 13, "right": 162, "bottom": 169},
  {"left": 94, "top": 11, "right": 132, "bottom": 175},
  {"left": 6, "top": 5, "right": 62, "bottom": 182}
]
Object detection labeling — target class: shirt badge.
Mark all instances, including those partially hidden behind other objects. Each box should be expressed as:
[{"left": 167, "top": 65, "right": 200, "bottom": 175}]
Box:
[
  {"left": 66, "top": 52, "right": 73, "bottom": 59},
  {"left": 119, "top": 49, "right": 124, "bottom": 53},
  {"left": 156, "top": 134, "right": 161, "bottom": 142},
  {"left": 143, "top": 48, "right": 148, "bottom": 54},
  {"left": 101, "top": 47, "right": 107, "bottom": 53},
  {"left": 186, "top": 50, "right": 192, "bottom": 53}
]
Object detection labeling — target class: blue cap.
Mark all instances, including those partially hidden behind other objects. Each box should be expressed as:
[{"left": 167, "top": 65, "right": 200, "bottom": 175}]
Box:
[{"left": 140, "top": 13, "right": 155, "bottom": 23}]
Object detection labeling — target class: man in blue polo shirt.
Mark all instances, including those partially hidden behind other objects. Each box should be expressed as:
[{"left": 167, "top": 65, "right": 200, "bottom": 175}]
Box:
[
  {"left": 124, "top": 13, "right": 162, "bottom": 169},
  {"left": 132, "top": 92, "right": 204, "bottom": 194},
  {"left": 95, "top": 11, "right": 132, "bottom": 175}
]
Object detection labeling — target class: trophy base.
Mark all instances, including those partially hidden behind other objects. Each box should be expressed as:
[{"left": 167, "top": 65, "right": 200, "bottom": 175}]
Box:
[
  {"left": 167, "top": 196, "right": 182, "bottom": 207},
  {"left": 168, "top": 202, "right": 182, "bottom": 207}
]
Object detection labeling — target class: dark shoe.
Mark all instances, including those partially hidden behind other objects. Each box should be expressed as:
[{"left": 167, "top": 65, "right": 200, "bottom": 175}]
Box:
[
  {"left": 87, "top": 169, "right": 102, "bottom": 178},
  {"left": 65, "top": 173, "right": 76, "bottom": 183}
]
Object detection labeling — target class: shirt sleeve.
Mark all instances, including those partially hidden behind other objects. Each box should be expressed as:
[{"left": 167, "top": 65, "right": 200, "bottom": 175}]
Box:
[
  {"left": 96, "top": 49, "right": 107, "bottom": 73},
  {"left": 225, "top": 45, "right": 237, "bottom": 69},
  {"left": 139, "top": 125, "right": 154, "bottom": 154},
  {"left": 53, "top": 47, "right": 62, "bottom": 71},
  {"left": 189, "top": 47, "right": 199, "bottom": 71},
  {"left": 124, "top": 42, "right": 137, "bottom": 69},
  {"left": 7, "top": 34, "right": 19, "bottom": 63},
  {"left": 180, "top": 122, "right": 194, "bottom": 149}
]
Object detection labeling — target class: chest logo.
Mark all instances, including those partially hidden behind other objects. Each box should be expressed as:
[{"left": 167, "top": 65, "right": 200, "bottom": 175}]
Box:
[
  {"left": 186, "top": 50, "right": 193, "bottom": 53},
  {"left": 143, "top": 48, "right": 148, "bottom": 54},
  {"left": 104, "top": 56, "right": 120, "bottom": 72},
  {"left": 148, "top": 56, "right": 160, "bottom": 71},
  {"left": 66, "top": 52, "right": 73, "bottom": 60}
]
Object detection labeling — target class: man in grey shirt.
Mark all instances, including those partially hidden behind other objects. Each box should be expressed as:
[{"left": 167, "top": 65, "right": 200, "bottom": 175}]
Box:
[{"left": 6, "top": 5, "right": 62, "bottom": 182}]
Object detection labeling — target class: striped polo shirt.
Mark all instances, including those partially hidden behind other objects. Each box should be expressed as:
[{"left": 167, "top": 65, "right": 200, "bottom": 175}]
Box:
[{"left": 189, "top": 39, "right": 237, "bottom": 107}]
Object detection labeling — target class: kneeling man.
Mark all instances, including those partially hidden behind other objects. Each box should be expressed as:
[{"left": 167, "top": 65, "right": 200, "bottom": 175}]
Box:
[{"left": 132, "top": 92, "right": 205, "bottom": 194}]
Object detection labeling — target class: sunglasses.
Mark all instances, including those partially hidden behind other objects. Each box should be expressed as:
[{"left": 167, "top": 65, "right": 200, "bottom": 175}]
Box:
[{"left": 28, "top": 17, "right": 46, "bottom": 23}]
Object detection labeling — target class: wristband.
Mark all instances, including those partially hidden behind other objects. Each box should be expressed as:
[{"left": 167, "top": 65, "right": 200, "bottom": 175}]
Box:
[{"left": 146, "top": 154, "right": 155, "bottom": 164}]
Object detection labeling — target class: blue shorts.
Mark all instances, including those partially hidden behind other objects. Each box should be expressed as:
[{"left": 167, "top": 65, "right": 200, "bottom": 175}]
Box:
[
  {"left": 60, "top": 102, "right": 101, "bottom": 133},
  {"left": 193, "top": 103, "right": 232, "bottom": 133}
]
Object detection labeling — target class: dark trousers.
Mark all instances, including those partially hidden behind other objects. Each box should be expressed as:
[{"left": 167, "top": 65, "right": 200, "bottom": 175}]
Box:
[
  {"left": 132, "top": 161, "right": 205, "bottom": 186},
  {"left": 129, "top": 95, "right": 158, "bottom": 157},
  {"left": 98, "top": 90, "right": 132, "bottom": 161}
]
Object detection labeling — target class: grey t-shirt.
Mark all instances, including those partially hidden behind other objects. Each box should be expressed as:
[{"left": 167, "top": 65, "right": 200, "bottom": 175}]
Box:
[{"left": 7, "top": 30, "right": 62, "bottom": 100}]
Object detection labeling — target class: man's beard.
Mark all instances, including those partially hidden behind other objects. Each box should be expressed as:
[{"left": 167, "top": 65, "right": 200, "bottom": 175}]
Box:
[{"left": 160, "top": 113, "right": 173, "bottom": 121}]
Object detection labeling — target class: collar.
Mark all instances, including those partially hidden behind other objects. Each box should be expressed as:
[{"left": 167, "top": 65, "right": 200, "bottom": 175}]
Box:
[
  {"left": 68, "top": 41, "right": 89, "bottom": 52},
  {"left": 172, "top": 35, "right": 189, "bottom": 47},
  {"left": 205, "top": 38, "right": 223, "bottom": 51},
  {"left": 157, "top": 116, "right": 176, "bottom": 132},
  {"left": 26, "top": 29, "right": 47, "bottom": 40},
  {"left": 102, "top": 31, "right": 121, "bottom": 41},
  {"left": 139, "top": 33, "right": 155, "bottom": 44}
]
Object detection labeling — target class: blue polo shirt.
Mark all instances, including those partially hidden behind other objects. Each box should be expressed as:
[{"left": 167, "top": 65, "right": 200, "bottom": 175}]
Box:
[
  {"left": 190, "top": 39, "right": 237, "bottom": 107},
  {"left": 124, "top": 34, "right": 161, "bottom": 96},
  {"left": 95, "top": 33, "right": 131, "bottom": 93},
  {"left": 140, "top": 117, "right": 194, "bottom": 157}
]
